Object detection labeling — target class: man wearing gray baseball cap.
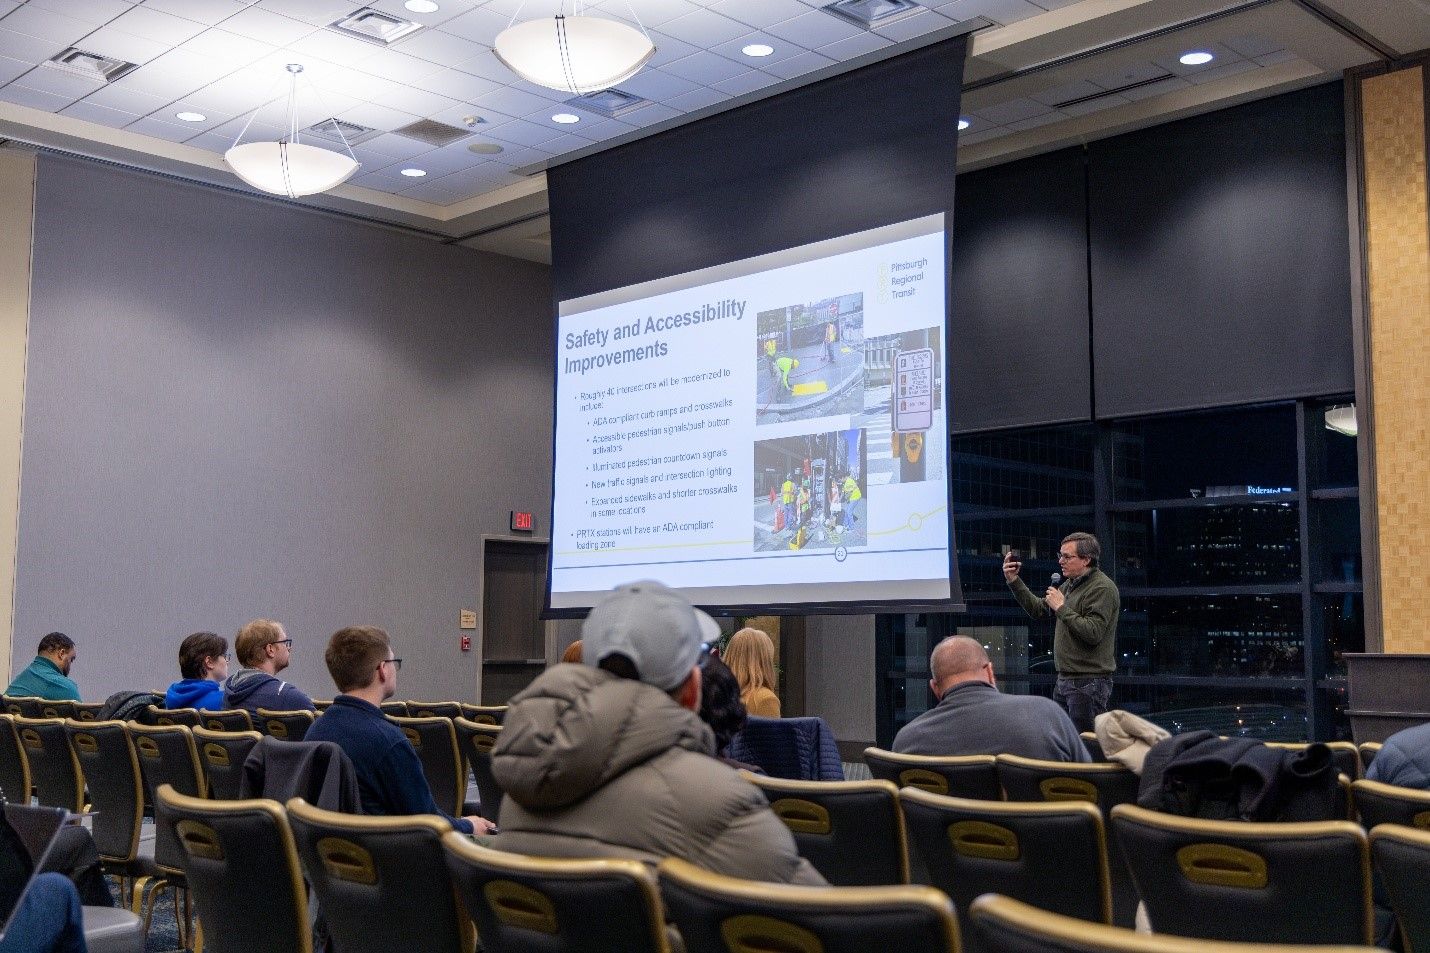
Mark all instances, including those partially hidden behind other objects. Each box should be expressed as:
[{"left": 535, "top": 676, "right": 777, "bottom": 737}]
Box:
[{"left": 490, "top": 581, "right": 824, "bottom": 885}]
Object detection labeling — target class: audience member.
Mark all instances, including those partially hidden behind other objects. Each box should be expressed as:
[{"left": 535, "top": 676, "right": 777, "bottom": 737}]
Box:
[
  {"left": 893, "top": 635, "right": 1089, "bottom": 762},
  {"left": 1365, "top": 721, "right": 1430, "bottom": 789},
  {"left": 163, "top": 632, "right": 229, "bottom": 712},
  {"left": 493, "top": 581, "right": 824, "bottom": 884},
  {"left": 725, "top": 627, "right": 781, "bottom": 717},
  {"left": 560, "top": 640, "right": 582, "bottom": 664},
  {"left": 223, "top": 619, "right": 315, "bottom": 715},
  {"left": 307, "top": 626, "right": 492, "bottom": 834},
  {"left": 698, "top": 656, "right": 750, "bottom": 763},
  {"left": 5, "top": 633, "right": 79, "bottom": 702}
]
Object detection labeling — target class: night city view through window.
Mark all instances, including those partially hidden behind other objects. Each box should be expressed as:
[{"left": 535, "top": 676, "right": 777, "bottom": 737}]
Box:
[{"left": 875, "top": 399, "right": 1364, "bottom": 746}]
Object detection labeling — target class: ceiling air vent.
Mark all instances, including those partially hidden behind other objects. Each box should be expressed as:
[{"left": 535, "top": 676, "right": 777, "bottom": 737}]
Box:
[
  {"left": 394, "top": 119, "right": 472, "bottom": 147},
  {"left": 45, "top": 48, "right": 138, "bottom": 84},
  {"left": 302, "top": 117, "right": 381, "bottom": 146},
  {"left": 329, "top": 8, "right": 423, "bottom": 46},
  {"left": 820, "top": 0, "right": 925, "bottom": 30},
  {"left": 566, "top": 88, "right": 648, "bottom": 119}
]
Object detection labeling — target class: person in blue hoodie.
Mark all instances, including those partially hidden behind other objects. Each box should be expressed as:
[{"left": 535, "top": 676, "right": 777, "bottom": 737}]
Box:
[
  {"left": 163, "top": 632, "right": 229, "bottom": 712},
  {"left": 223, "top": 619, "right": 315, "bottom": 715},
  {"left": 5, "top": 633, "right": 80, "bottom": 701}
]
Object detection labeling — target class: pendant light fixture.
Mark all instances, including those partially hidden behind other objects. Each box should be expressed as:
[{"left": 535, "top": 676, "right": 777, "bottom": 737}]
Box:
[
  {"left": 224, "top": 64, "right": 360, "bottom": 199},
  {"left": 494, "top": 1, "right": 655, "bottom": 96}
]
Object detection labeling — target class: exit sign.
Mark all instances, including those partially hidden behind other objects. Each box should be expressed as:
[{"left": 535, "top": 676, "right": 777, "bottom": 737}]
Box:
[{"left": 510, "top": 510, "right": 534, "bottom": 532}]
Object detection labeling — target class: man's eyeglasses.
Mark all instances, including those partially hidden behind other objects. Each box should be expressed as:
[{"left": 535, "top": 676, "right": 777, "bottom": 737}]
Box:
[
  {"left": 270, "top": 639, "right": 294, "bottom": 648},
  {"left": 381, "top": 658, "right": 403, "bottom": 672},
  {"left": 1056, "top": 552, "right": 1083, "bottom": 562}
]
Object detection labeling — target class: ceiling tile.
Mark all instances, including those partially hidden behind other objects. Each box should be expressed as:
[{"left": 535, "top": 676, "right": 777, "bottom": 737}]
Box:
[
  {"left": 398, "top": 180, "right": 468, "bottom": 203},
  {"left": 125, "top": 114, "right": 202, "bottom": 142},
  {"left": 970, "top": 95, "right": 1052, "bottom": 124},
  {"left": 434, "top": 6, "right": 511, "bottom": 46},
  {"left": 372, "top": 84, "right": 461, "bottom": 117},
  {"left": 0, "top": 53, "right": 31, "bottom": 84},
  {"left": 644, "top": 30, "right": 701, "bottom": 69},
  {"left": 399, "top": 143, "right": 481, "bottom": 176},
  {"left": 483, "top": 117, "right": 562, "bottom": 147},
  {"left": 1055, "top": 93, "right": 1129, "bottom": 117},
  {"left": 595, "top": 0, "right": 703, "bottom": 30},
  {"left": 140, "top": 0, "right": 253, "bottom": 27},
  {"left": 763, "top": 10, "right": 862, "bottom": 48},
  {"left": 366, "top": 0, "right": 480, "bottom": 30},
  {"left": 208, "top": 115, "right": 286, "bottom": 142},
  {"left": 1087, "top": 60, "right": 1172, "bottom": 90},
  {"left": 660, "top": 49, "right": 750, "bottom": 85},
  {"left": 78, "top": 24, "right": 172, "bottom": 65},
  {"left": 1223, "top": 33, "right": 1284, "bottom": 59},
  {"left": 11, "top": 63, "right": 103, "bottom": 98},
  {"left": 60, "top": 99, "right": 143, "bottom": 127},
  {"left": 178, "top": 29, "right": 278, "bottom": 68},
  {"left": 388, "top": 24, "right": 486, "bottom": 65},
  {"left": 105, "top": 7, "right": 208, "bottom": 45},
  {"left": 665, "top": 85, "right": 726, "bottom": 112},
  {"left": 935, "top": 0, "right": 1047, "bottom": 25},
  {"left": 709, "top": 30, "right": 810, "bottom": 65},
  {"left": 285, "top": 29, "right": 382, "bottom": 68},
  {"left": 216, "top": 8, "right": 318, "bottom": 46},
  {"left": 339, "top": 100, "right": 422, "bottom": 130},
  {"left": 1254, "top": 49, "right": 1297, "bottom": 68},
  {"left": 0, "top": 28, "right": 66, "bottom": 64},
  {"left": 111, "top": 48, "right": 235, "bottom": 100},
  {"left": 356, "top": 48, "right": 445, "bottom": 85},
  {"left": 1186, "top": 58, "right": 1260, "bottom": 85},
  {"left": 760, "top": 48, "right": 836, "bottom": 79},
  {"left": 658, "top": 8, "right": 754, "bottom": 47},
  {"left": 178, "top": 67, "right": 281, "bottom": 115},
  {"left": 0, "top": 5, "right": 96, "bottom": 45},
  {"left": 471, "top": 84, "right": 561, "bottom": 117},
  {"left": 0, "top": 83, "right": 77, "bottom": 110},
  {"left": 1151, "top": 42, "right": 1242, "bottom": 78},
  {"left": 254, "top": 0, "right": 354, "bottom": 27},
  {"left": 956, "top": 126, "right": 1010, "bottom": 146},
  {"left": 185, "top": 129, "right": 240, "bottom": 153},
  {"left": 708, "top": 0, "right": 811, "bottom": 30},
  {"left": 80, "top": 81, "right": 170, "bottom": 113},
  {"left": 300, "top": 61, "right": 399, "bottom": 101},
  {"left": 620, "top": 100, "right": 682, "bottom": 126},
  {"left": 449, "top": 49, "right": 516, "bottom": 84},
  {"left": 814, "top": 31, "right": 891, "bottom": 60},
  {"left": 616, "top": 66, "right": 700, "bottom": 101},
  {"left": 1004, "top": 110, "right": 1063, "bottom": 132},
  {"left": 1031, "top": 79, "right": 1103, "bottom": 106},
  {"left": 538, "top": 132, "right": 599, "bottom": 155},
  {"left": 710, "top": 69, "right": 777, "bottom": 96},
  {"left": 873, "top": 9, "right": 958, "bottom": 42},
  {"left": 1118, "top": 75, "right": 1192, "bottom": 101},
  {"left": 151, "top": 101, "right": 234, "bottom": 131},
  {"left": 25, "top": 0, "right": 130, "bottom": 24},
  {"left": 428, "top": 101, "right": 513, "bottom": 128},
  {"left": 0, "top": 0, "right": 16, "bottom": 16},
  {"left": 356, "top": 131, "right": 433, "bottom": 158}
]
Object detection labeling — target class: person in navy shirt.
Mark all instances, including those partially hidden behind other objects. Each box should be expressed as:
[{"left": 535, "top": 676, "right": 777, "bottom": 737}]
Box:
[
  {"left": 163, "top": 632, "right": 229, "bottom": 712},
  {"left": 306, "top": 625, "right": 492, "bottom": 835}
]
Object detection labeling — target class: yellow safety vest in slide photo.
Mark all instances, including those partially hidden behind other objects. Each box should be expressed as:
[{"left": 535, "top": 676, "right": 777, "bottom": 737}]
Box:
[{"left": 843, "top": 477, "right": 862, "bottom": 502}]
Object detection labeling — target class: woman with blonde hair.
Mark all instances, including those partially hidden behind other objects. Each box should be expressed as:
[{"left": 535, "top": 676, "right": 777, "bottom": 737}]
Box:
[{"left": 725, "top": 627, "right": 780, "bottom": 717}]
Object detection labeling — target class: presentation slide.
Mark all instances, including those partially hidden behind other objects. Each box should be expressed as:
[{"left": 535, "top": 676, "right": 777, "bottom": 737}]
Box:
[{"left": 549, "top": 214, "right": 950, "bottom": 610}]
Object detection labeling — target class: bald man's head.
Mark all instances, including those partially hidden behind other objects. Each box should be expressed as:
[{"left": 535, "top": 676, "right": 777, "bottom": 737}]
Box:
[{"left": 929, "top": 636, "right": 994, "bottom": 698}]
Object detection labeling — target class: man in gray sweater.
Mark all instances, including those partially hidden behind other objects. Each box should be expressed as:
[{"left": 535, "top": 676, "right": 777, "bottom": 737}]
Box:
[{"left": 892, "top": 635, "right": 1089, "bottom": 762}]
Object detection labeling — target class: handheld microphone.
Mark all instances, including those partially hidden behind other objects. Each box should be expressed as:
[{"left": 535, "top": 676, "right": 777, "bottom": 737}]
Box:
[{"left": 1050, "top": 572, "right": 1062, "bottom": 589}]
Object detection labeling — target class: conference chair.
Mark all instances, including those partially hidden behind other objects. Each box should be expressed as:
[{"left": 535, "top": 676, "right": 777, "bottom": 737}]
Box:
[
  {"left": 461, "top": 703, "right": 508, "bottom": 726},
  {"left": 1268, "top": 741, "right": 1363, "bottom": 780},
  {"left": 1080, "top": 732, "right": 1108, "bottom": 762},
  {"left": 408, "top": 700, "right": 462, "bottom": 719},
  {"left": 1359, "top": 742, "right": 1381, "bottom": 770},
  {"left": 996, "top": 754, "right": 1140, "bottom": 926},
  {"left": 0, "top": 714, "right": 31, "bottom": 805},
  {"left": 14, "top": 716, "right": 84, "bottom": 811},
  {"left": 863, "top": 748, "right": 1001, "bottom": 800},
  {"left": 192, "top": 727, "right": 262, "bottom": 801},
  {"left": 444, "top": 831, "right": 672, "bottom": 953},
  {"left": 40, "top": 700, "right": 77, "bottom": 719},
  {"left": 74, "top": 702, "right": 104, "bottom": 722},
  {"left": 453, "top": 717, "right": 504, "bottom": 821},
  {"left": 899, "top": 787, "right": 1112, "bottom": 950},
  {"left": 744, "top": 775, "right": 909, "bottom": 886},
  {"left": 313, "top": 699, "right": 333, "bottom": 712},
  {"left": 257, "top": 708, "right": 315, "bottom": 742},
  {"left": 1352, "top": 779, "right": 1430, "bottom": 831},
  {"left": 4, "top": 695, "right": 46, "bottom": 718},
  {"left": 145, "top": 705, "right": 200, "bottom": 728},
  {"left": 287, "top": 798, "right": 473, "bottom": 953},
  {"left": 386, "top": 715, "right": 464, "bottom": 817},
  {"left": 658, "top": 856, "right": 960, "bottom": 953},
  {"left": 1109, "top": 803, "right": 1373, "bottom": 945},
  {"left": 968, "top": 893, "right": 1381, "bottom": 953},
  {"left": 64, "top": 720, "right": 153, "bottom": 909},
  {"left": 379, "top": 701, "right": 409, "bottom": 717},
  {"left": 1369, "top": 824, "right": 1430, "bottom": 953},
  {"left": 129, "top": 723, "right": 207, "bottom": 944},
  {"left": 154, "top": 784, "right": 312, "bottom": 953},
  {"left": 197, "top": 709, "right": 253, "bottom": 732}
]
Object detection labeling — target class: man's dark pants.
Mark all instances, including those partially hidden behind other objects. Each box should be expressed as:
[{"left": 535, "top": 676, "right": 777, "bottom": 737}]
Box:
[{"left": 1054, "top": 675, "right": 1113, "bottom": 734}]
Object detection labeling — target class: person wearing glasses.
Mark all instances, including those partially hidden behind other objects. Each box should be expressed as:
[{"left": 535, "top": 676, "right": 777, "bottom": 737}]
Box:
[
  {"left": 1003, "top": 532, "right": 1121, "bottom": 733},
  {"left": 222, "top": 618, "right": 316, "bottom": 715},
  {"left": 163, "top": 631, "right": 230, "bottom": 712},
  {"left": 307, "top": 626, "right": 493, "bottom": 834}
]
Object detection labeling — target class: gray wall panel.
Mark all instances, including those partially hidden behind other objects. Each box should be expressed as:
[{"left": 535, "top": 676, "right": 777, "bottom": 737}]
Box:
[{"left": 13, "top": 155, "right": 553, "bottom": 703}]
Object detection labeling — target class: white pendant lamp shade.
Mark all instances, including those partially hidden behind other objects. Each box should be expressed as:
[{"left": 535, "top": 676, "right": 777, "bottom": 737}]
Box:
[
  {"left": 494, "top": 15, "right": 655, "bottom": 95},
  {"left": 224, "top": 141, "right": 359, "bottom": 198}
]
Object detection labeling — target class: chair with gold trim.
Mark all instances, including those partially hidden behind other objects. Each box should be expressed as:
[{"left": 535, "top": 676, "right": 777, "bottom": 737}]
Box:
[
  {"left": 313, "top": 699, "right": 333, "bottom": 712},
  {"left": 74, "top": 702, "right": 104, "bottom": 722},
  {"left": 444, "top": 831, "right": 671, "bottom": 953},
  {"left": 130, "top": 723, "right": 207, "bottom": 944},
  {"left": 1358, "top": 742, "right": 1381, "bottom": 771},
  {"left": 899, "top": 788, "right": 1112, "bottom": 950},
  {"left": 1080, "top": 732, "right": 1108, "bottom": 762},
  {"left": 408, "top": 701, "right": 462, "bottom": 719},
  {"left": 453, "top": 718, "right": 504, "bottom": 822},
  {"left": 0, "top": 713, "right": 31, "bottom": 805},
  {"left": 379, "top": 701, "right": 409, "bottom": 717},
  {"left": 1109, "top": 803, "right": 1373, "bottom": 945},
  {"left": 286, "top": 798, "right": 473, "bottom": 953},
  {"left": 460, "top": 704, "right": 507, "bottom": 726},
  {"left": 744, "top": 775, "right": 909, "bottom": 886},
  {"left": 257, "top": 708, "right": 315, "bottom": 742},
  {"left": 1353, "top": 779, "right": 1430, "bottom": 832},
  {"left": 385, "top": 715, "right": 464, "bottom": 817},
  {"left": 968, "top": 893, "right": 1380, "bottom": 953},
  {"left": 146, "top": 706, "right": 200, "bottom": 728},
  {"left": 198, "top": 709, "right": 254, "bottom": 732},
  {"left": 864, "top": 748, "right": 1001, "bottom": 800},
  {"left": 4, "top": 696, "right": 46, "bottom": 718},
  {"left": 14, "top": 716, "right": 84, "bottom": 811},
  {"left": 1267, "top": 741, "right": 1363, "bottom": 780},
  {"left": 192, "top": 727, "right": 263, "bottom": 801},
  {"left": 155, "top": 784, "right": 312, "bottom": 953},
  {"left": 658, "top": 856, "right": 960, "bottom": 953},
  {"left": 65, "top": 720, "right": 154, "bottom": 909},
  {"left": 996, "top": 754, "right": 1140, "bottom": 926},
  {"left": 40, "top": 700, "right": 77, "bottom": 719},
  {"left": 1369, "top": 823, "right": 1430, "bottom": 953}
]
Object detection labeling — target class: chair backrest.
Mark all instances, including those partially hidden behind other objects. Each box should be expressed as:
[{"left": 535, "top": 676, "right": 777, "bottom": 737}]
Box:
[
  {"left": 313, "top": 700, "right": 333, "bottom": 712},
  {"left": 460, "top": 704, "right": 507, "bottom": 726},
  {"left": 658, "top": 855, "right": 960, "bottom": 953},
  {"left": 146, "top": 706, "right": 200, "bottom": 728},
  {"left": 256, "top": 709, "right": 315, "bottom": 742},
  {"left": 4, "top": 697, "right": 45, "bottom": 718},
  {"left": 444, "top": 831, "right": 671, "bottom": 953},
  {"left": 38, "top": 700, "right": 75, "bottom": 720},
  {"left": 13, "top": 717, "right": 83, "bottom": 812},
  {"left": 154, "top": 784, "right": 312, "bottom": 953},
  {"left": 453, "top": 718, "right": 504, "bottom": 822},
  {"left": 1109, "top": 803, "right": 1373, "bottom": 945},
  {"left": 386, "top": 715, "right": 463, "bottom": 817},
  {"left": 899, "top": 787, "right": 1112, "bottom": 943},
  {"left": 64, "top": 720, "right": 142, "bottom": 862},
  {"left": 864, "top": 748, "right": 1001, "bottom": 800},
  {"left": 378, "top": 701, "right": 408, "bottom": 717},
  {"left": 286, "top": 798, "right": 472, "bottom": 953},
  {"left": 130, "top": 723, "right": 207, "bottom": 873},
  {"left": 192, "top": 728, "right": 263, "bottom": 801},
  {"left": 745, "top": 775, "right": 908, "bottom": 886},
  {"left": 407, "top": 701, "right": 461, "bottom": 719},
  {"left": 1267, "top": 741, "right": 1363, "bottom": 780},
  {"left": 0, "top": 715, "right": 31, "bottom": 806},
  {"left": 1352, "top": 779, "right": 1430, "bottom": 831},
  {"left": 1358, "top": 742, "right": 1381, "bottom": 770},
  {"left": 72, "top": 703, "right": 103, "bottom": 722},
  {"left": 968, "top": 893, "right": 1381, "bottom": 953},
  {"left": 1369, "top": 823, "right": 1430, "bottom": 953},
  {"left": 1080, "top": 732, "right": 1107, "bottom": 762},
  {"left": 198, "top": 709, "right": 254, "bottom": 733}
]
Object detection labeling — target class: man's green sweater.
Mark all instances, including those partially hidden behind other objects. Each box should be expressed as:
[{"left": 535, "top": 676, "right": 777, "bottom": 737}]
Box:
[
  {"left": 1009, "top": 567, "right": 1120, "bottom": 676},
  {"left": 5, "top": 655, "right": 80, "bottom": 701}
]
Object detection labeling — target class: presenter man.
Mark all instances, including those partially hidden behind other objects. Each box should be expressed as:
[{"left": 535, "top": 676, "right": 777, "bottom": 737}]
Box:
[{"left": 1003, "top": 533, "right": 1120, "bottom": 733}]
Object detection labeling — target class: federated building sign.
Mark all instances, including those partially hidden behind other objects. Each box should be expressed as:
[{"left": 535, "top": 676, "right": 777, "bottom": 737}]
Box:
[{"left": 894, "top": 347, "right": 934, "bottom": 432}]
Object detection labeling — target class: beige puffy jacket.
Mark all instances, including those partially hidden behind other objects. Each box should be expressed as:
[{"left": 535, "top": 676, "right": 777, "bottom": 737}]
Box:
[{"left": 491, "top": 664, "right": 825, "bottom": 885}]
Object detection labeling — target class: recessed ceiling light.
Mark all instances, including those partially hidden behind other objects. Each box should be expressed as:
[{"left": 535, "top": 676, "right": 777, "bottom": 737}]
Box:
[
  {"left": 400, "top": 168, "right": 426, "bottom": 177},
  {"left": 405, "top": 0, "right": 439, "bottom": 11},
  {"left": 742, "top": 44, "right": 774, "bottom": 58},
  {"left": 957, "top": 118, "right": 970, "bottom": 130},
  {"left": 552, "top": 112, "right": 581, "bottom": 124},
  {"left": 176, "top": 111, "right": 206, "bottom": 122},
  {"left": 1179, "top": 50, "right": 1215, "bottom": 65}
]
